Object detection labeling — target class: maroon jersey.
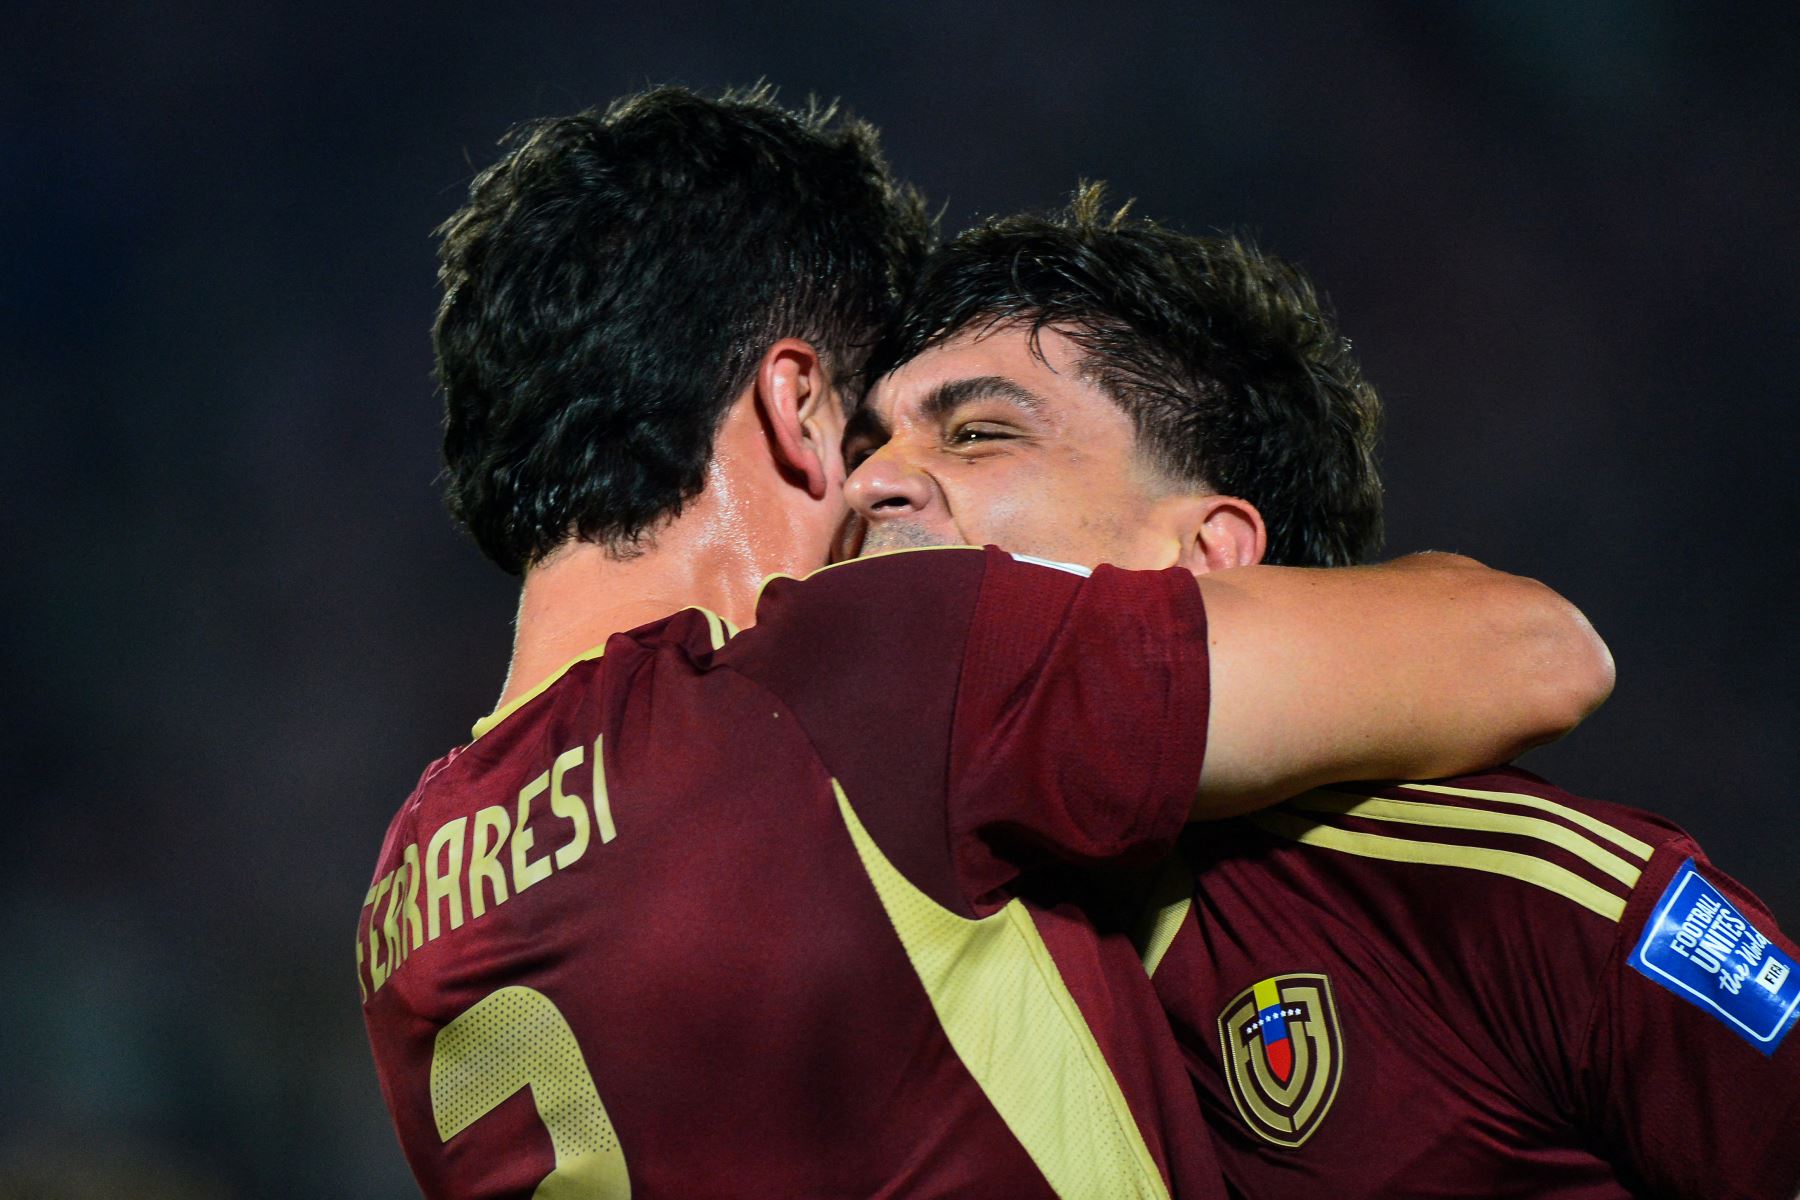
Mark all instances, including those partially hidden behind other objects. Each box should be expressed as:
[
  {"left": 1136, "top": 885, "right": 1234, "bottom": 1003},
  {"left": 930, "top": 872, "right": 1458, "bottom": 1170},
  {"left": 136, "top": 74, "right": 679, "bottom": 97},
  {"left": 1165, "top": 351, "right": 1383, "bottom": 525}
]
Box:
[
  {"left": 1142, "top": 765, "right": 1800, "bottom": 1199},
  {"left": 357, "top": 546, "right": 1221, "bottom": 1199}
]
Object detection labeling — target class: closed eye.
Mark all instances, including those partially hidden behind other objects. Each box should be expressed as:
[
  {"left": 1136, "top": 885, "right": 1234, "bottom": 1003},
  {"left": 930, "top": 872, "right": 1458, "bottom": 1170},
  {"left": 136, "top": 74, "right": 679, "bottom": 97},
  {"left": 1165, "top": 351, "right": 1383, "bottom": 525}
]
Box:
[{"left": 948, "top": 422, "right": 1017, "bottom": 446}]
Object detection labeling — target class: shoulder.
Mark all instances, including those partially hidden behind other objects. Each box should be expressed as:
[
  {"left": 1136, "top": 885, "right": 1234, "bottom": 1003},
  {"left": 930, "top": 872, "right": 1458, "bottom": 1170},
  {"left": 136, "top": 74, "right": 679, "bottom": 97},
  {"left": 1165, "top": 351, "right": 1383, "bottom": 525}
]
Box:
[
  {"left": 750, "top": 545, "right": 995, "bottom": 613},
  {"left": 713, "top": 548, "right": 989, "bottom": 678},
  {"left": 714, "top": 544, "right": 1161, "bottom": 707},
  {"left": 1245, "top": 766, "right": 1687, "bottom": 928},
  {"left": 1406, "top": 765, "right": 1690, "bottom": 852}
]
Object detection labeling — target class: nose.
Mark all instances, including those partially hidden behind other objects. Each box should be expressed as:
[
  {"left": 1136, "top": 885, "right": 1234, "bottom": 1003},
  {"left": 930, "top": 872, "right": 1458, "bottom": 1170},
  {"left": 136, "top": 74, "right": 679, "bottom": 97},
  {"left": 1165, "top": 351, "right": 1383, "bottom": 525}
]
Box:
[{"left": 845, "top": 445, "right": 938, "bottom": 524}]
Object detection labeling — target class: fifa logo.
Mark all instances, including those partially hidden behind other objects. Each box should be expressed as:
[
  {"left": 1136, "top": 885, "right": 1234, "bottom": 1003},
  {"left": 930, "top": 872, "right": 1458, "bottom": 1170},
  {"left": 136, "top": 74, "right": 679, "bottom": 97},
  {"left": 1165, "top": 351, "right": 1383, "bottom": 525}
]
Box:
[{"left": 1216, "top": 972, "right": 1344, "bottom": 1147}]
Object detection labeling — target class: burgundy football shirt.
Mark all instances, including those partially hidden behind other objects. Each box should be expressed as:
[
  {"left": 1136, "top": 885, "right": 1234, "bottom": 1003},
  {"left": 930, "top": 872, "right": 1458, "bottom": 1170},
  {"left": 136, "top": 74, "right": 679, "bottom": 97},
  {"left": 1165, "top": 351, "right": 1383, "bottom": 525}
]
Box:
[
  {"left": 1143, "top": 765, "right": 1800, "bottom": 1199},
  {"left": 357, "top": 547, "right": 1221, "bottom": 1199}
]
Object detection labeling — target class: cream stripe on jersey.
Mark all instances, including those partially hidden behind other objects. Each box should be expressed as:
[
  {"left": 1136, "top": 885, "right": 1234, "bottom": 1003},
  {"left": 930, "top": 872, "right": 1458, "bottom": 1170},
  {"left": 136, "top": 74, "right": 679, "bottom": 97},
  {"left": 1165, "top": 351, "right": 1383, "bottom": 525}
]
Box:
[
  {"left": 1248, "top": 809, "right": 1631, "bottom": 922},
  {"left": 469, "top": 605, "right": 737, "bottom": 742},
  {"left": 471, "top": 645, "right": 609, "bottom": 742},
  {"left": 834, "top": 781, "right": 1170, "bottom": 1200},
  {"left": 1394, "top": 782, "right": 1654, "bottom": 861},
  {"left": 1134, "top": 856, "right": 1196, "bottom": 979},
  {"left": 1300, "top": 791, "right": 1645, "bottom": 889}
]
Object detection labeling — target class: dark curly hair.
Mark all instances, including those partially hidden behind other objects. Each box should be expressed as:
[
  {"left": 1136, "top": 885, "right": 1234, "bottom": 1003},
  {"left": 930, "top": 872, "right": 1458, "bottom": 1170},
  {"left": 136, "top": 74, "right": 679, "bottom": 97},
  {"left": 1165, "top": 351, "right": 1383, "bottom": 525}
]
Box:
[
  {"left": 868, "top": 185, "right": 1383, "bottom": 567},
  {"left": 435, "top": 85, "right": 933, "bottom": 574}
]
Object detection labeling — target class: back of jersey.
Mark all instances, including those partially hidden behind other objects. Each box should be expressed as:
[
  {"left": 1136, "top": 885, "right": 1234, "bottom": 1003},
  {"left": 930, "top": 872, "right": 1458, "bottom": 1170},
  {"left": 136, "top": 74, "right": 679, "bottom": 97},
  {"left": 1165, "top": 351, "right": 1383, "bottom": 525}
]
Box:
[{"left": 356, "top": 548, "right": 1217, "bottom": 1199}]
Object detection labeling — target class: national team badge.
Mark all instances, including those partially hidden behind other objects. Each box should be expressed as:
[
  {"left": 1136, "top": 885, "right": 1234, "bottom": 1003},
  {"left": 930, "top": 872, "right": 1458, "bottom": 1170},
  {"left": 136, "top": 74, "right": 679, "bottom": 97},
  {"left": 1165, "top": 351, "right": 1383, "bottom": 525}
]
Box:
[{"left": 1216, "top": 972, "right": 1344, "bottom": 1148}]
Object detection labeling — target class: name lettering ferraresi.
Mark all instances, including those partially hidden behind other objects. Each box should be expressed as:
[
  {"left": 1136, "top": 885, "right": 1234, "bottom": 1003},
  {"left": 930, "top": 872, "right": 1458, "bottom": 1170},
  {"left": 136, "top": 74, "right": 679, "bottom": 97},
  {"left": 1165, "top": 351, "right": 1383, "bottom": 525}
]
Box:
[{"left": 356, "top": 736, "right": 618, "bottom": 999}]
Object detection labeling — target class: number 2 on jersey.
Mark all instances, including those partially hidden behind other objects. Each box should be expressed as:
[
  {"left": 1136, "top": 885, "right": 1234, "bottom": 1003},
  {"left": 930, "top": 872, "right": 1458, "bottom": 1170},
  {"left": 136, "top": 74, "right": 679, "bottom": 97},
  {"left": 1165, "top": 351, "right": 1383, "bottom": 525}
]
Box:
[{"left": 431, "top": 986, "right": 630, "bottom": 1199}]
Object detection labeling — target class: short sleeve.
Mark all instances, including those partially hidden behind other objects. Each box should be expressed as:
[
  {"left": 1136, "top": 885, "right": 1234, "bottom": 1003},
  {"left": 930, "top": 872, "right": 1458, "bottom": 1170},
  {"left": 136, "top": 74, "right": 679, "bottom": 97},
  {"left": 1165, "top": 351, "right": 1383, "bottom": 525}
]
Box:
[
  {"left": 1578, "top": 839, "right": 1800, "bottom": 1200},
  {"left": 717, "top": 547, "right": 1210, "bottom": 917},
  {"left": 945, "top": 555, "right": 1211, "bottom": 909}
]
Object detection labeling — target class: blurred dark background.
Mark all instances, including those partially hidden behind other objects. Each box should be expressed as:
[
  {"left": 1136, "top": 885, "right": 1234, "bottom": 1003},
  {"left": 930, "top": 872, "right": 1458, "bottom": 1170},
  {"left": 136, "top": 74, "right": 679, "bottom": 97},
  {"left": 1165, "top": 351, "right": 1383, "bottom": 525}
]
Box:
[{"left": 3, "top": 2, "right": 1795, "bottom": 1195}]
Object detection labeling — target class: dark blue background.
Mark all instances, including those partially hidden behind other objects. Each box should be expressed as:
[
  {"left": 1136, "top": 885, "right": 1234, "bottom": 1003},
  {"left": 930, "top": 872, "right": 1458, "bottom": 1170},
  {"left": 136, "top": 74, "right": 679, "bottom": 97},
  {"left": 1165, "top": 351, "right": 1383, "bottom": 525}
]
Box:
[{"left": 4, "top": 3, "right": 1795, "bottom": 1194}]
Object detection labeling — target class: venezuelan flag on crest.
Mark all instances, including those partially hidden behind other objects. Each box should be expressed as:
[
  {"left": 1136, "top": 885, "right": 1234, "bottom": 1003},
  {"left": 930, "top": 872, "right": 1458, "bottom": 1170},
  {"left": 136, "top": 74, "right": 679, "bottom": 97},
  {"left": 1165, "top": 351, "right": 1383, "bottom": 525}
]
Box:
[{"left": 1216, "top": 972, "right": 1345, "bottom": 1148}]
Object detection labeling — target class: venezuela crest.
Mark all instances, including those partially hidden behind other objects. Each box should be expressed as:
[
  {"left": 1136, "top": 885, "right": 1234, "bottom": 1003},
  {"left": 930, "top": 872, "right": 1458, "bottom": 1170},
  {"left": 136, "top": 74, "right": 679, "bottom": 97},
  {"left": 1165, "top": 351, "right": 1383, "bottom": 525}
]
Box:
[{"left": 1216, "top": 972, "right": 1343, "bottom": 1147}]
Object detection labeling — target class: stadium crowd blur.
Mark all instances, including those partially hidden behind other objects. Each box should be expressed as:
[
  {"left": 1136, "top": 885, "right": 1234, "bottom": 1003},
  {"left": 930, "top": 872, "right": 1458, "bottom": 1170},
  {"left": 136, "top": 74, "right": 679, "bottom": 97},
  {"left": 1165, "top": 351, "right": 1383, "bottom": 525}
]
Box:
[{"left": 4, "top": 2, "right": 1795, "bottom": 1196}]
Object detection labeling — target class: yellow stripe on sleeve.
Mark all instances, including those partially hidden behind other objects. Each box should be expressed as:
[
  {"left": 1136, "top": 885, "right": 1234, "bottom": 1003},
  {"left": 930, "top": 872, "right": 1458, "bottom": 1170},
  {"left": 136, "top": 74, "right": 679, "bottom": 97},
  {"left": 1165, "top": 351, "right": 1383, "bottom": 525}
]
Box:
[
  {"left": 1248, "top": 809, "right": 1630, "bottom": 922},
  {"left": 1298, "top": 791, "right": 1644, "bottom": 888},
  {"left": 1394, "top": 782, "right": 1653, "bottom": 860}
]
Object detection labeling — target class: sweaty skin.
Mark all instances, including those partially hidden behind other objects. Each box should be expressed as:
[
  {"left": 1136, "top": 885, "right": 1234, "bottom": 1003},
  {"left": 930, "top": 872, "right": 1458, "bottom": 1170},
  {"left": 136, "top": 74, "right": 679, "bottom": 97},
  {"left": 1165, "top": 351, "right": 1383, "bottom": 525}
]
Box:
[
  {"left": 847, "top": 330, "right": 1183, "bottom": 567},
  {"left": 843, "top": 325, "right": 1614, "bottom": 813}
]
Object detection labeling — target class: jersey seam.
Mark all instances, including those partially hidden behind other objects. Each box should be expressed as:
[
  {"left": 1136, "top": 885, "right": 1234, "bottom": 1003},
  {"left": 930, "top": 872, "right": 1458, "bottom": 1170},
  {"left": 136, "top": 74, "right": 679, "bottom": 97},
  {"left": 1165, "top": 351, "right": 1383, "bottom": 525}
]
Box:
[
  {"left": 1569, "top": 835, "right": 1682, "bottom": 1124},
  {"left": 937, "top": 553, "right": 993, "bottom": 914},
  {"left": 712, "top": 658, "right": 975, "bottom": 917}
]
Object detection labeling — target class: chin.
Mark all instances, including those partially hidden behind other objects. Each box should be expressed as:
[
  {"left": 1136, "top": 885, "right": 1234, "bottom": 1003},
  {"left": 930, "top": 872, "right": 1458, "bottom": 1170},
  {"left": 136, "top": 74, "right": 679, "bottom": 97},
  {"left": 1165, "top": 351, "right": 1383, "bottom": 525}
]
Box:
[{"left": 857, "top": 524, "right": 958, "bottom": 557}]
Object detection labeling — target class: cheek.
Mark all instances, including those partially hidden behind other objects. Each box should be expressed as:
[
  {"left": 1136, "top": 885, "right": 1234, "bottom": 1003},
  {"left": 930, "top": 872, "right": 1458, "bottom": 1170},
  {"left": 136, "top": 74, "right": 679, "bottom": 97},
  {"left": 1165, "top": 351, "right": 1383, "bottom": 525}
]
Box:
[
  {"left": 946, "top": 472, "right": 1034, "bottom": 542},
  {"left": 952, "top": 480, "right": 1091, "bottom": 559},
  {"left": 968, "top": 485, "right": 1027, "bottom": 536}
]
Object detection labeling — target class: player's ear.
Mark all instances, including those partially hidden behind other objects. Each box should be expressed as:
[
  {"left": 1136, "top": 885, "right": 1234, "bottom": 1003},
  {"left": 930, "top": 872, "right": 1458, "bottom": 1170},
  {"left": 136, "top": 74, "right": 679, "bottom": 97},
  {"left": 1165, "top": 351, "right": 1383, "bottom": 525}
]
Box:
[
  {"left": 755, "top": 338, "right": 835, "bottom": 499},
  {"left": 1176, "top": 493, "right": 1267, "bottom": 574}
]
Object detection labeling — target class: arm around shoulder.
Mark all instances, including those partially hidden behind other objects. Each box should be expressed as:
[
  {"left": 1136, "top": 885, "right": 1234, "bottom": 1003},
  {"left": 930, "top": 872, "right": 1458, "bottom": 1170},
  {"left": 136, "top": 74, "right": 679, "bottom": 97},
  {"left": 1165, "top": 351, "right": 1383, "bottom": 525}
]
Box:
[{"left": 1193, "top": 552, "right": 1614, "bottom": 816}]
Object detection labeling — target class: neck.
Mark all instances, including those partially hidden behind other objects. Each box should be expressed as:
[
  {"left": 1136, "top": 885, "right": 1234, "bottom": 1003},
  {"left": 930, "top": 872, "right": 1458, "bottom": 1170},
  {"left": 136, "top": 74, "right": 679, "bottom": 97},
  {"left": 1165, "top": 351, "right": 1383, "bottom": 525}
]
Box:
[{"left": 495, "top": 452, "right": 830, "bottom": 713}]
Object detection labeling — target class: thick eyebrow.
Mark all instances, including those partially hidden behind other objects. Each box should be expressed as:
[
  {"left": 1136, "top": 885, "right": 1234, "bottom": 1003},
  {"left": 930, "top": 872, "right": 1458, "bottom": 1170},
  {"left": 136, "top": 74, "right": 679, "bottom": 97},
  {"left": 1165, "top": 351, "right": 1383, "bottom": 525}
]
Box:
[
  {"left": 918, "top": 375, "right": 1047, "bottom": 424},
  {"left": 844, "top": 374, "right": 1047, "bottom": 449}
]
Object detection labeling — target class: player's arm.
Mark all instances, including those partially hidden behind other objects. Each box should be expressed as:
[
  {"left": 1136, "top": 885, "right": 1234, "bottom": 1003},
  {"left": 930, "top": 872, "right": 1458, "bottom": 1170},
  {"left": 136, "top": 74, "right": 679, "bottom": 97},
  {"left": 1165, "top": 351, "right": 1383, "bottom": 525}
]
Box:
[
  {"left": 726, "top": 547, "right": 1608, "bottom": 903},
  {"left": 1194, "top": 552, "right": 1613, "bottom": 816}
]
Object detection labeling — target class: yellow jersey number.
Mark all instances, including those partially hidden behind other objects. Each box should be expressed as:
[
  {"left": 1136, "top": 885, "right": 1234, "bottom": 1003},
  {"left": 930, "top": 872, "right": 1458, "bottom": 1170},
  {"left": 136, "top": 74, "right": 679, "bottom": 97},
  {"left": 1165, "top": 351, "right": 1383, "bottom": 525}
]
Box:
[{"left": 430, "top": 985, "right": 630, "bottom": 1199}]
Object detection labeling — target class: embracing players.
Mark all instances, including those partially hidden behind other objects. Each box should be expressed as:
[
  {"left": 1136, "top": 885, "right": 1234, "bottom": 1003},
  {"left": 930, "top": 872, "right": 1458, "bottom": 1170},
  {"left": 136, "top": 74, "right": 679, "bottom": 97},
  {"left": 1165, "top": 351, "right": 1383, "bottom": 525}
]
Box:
[
  {"left": 843, "top": 186, "right": 1800, "bottom": 1199},
  {"left": 358, "top": 88, "right": 1616, "bottom": 1197}
]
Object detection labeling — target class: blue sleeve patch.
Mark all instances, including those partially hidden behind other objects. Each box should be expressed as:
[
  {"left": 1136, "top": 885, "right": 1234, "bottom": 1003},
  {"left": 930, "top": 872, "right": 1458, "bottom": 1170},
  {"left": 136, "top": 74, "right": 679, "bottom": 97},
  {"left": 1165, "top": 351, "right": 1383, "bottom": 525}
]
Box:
[{"left": 1629, "top": 858, "right": 1800, "bottom": 1055}]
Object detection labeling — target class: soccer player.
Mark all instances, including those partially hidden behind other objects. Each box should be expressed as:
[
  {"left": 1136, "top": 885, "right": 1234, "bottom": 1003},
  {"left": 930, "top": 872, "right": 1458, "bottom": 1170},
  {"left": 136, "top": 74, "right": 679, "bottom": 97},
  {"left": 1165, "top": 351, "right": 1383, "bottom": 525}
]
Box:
[
  {"left": 844, "top": 188, "right": 1800, "bottom": 1199},
  {"left": 358, "top": 90, "right": 1613, "bottom": 1198}
]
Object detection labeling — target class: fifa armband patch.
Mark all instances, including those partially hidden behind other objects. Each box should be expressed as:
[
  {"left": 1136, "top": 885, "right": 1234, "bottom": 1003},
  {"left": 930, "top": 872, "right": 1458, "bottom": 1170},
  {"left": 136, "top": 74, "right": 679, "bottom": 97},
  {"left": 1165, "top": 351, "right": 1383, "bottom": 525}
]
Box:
[{"left": 1629, "top": 859, "right": 1800, "bottom": 1054}]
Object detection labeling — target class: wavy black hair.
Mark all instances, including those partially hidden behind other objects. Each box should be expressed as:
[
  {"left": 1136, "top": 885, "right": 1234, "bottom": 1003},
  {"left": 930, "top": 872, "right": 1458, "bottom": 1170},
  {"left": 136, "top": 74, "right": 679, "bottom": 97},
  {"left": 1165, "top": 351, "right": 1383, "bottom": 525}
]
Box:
[
  {"left": 868, "top": 186, "right": 1383, "bottom": 567},
  {"left": 435, "top": 85, "right": 933, "bottom": 573}
]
